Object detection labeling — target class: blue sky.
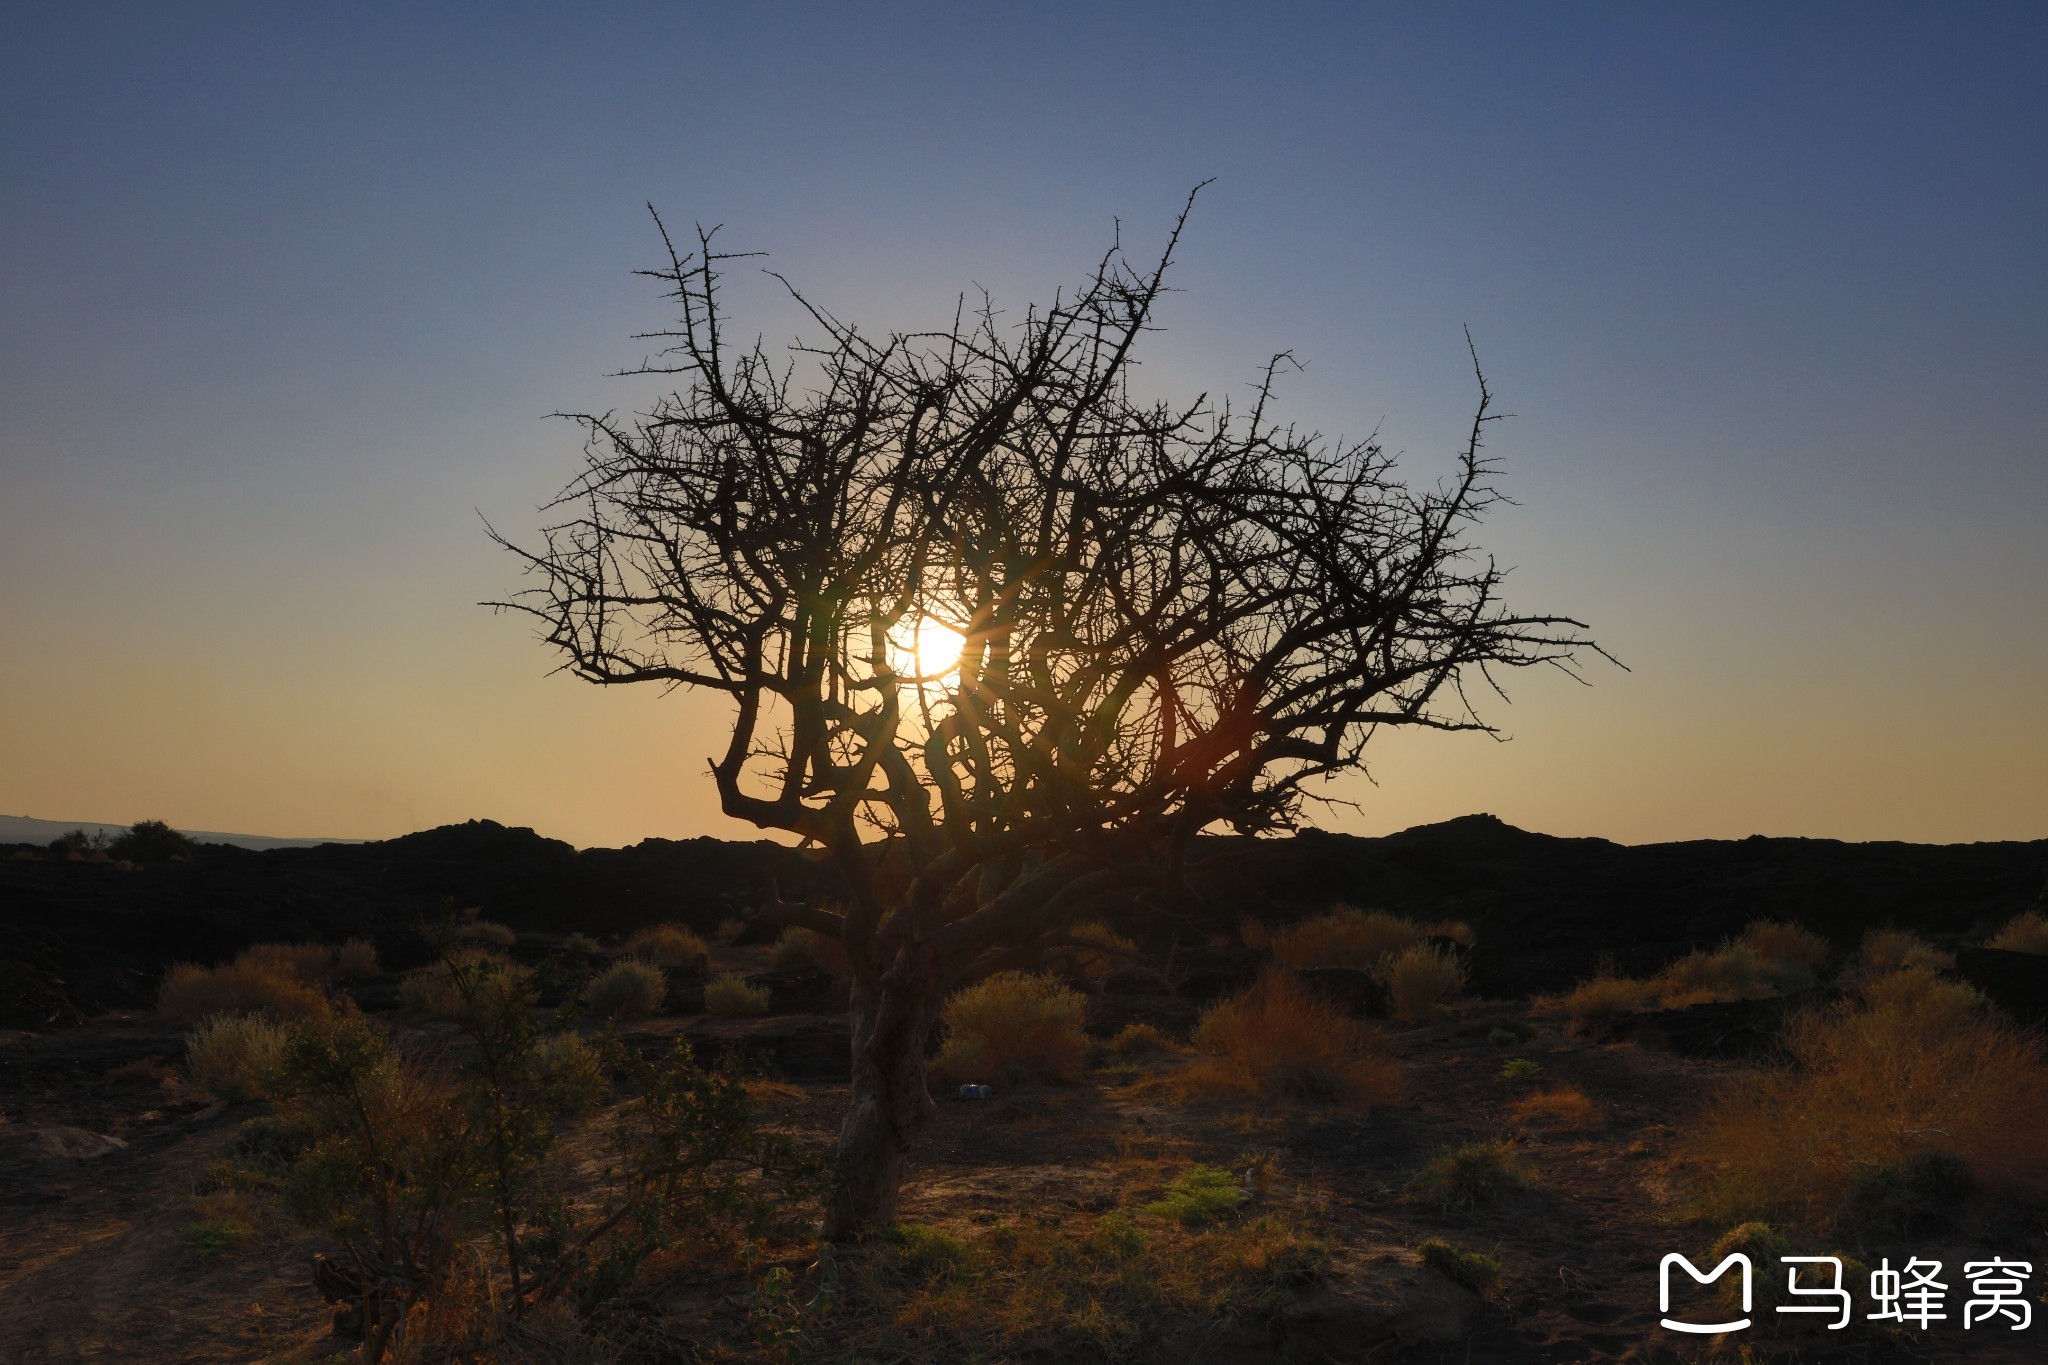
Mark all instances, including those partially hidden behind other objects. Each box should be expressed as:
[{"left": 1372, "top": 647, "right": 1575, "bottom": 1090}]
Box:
[{"left": 3, "top": 3, "right": 2043, "bottom": 845}]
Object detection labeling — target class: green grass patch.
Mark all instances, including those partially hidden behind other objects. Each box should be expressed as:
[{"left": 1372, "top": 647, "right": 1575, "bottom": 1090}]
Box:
[
  {"left": 1143, "top": 1165, "right": 1245, "bottom": 1227},
  {"left": 1416, "top": 1237, "right": 1501, "bottom": 1293}
]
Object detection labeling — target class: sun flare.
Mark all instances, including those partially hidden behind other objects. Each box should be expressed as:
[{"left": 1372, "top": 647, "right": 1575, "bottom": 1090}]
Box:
[{"left": 890, "top": 617, "right": 966, "bottom": 681}]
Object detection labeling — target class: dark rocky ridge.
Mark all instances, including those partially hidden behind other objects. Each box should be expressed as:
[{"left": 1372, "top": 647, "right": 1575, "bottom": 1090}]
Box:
[{"left": 3, "top": 813, "right": 2044, "bottom": 1024}]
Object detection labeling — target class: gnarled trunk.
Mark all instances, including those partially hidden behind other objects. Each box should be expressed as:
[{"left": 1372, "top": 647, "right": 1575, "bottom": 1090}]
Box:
[{"left": 821, "top": 966, "right": 939, "bottom": 1240}]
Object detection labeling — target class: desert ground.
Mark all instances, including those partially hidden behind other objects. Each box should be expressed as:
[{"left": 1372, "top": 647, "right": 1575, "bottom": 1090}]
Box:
[{"left": 2, "top": 818, "right": 2044, "bottom": 1363}]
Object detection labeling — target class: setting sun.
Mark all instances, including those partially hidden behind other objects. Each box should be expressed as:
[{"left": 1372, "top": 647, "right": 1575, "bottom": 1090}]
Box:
[{"left": 890, "top": 617, "right": 965, "bottom": 681}]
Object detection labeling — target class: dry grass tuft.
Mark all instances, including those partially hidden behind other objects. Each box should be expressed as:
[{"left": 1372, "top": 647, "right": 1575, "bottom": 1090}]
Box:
[
  {"left": 1064, "top": 921, "right": 1139, "bottom": 978},
  {"left": 235, "top": 942, "right": 335, "bottom": 983},
  {"left": 626, "top": 922, "right": 711, "bottom": 970},
  {"left": 158, "top": 960, "right": 332, "bottom": 1025},
  {"left": 184, "top": 1013, "right": 291, "bottom": 1102},
  {"left": 399, "top": 949, "right": 532, "bottom": 1019},
  {"left": 1374, "top": 943, "right": 1466, "bottom": 1020},
  {"left": 333, "top": 938, "right": 380, "bottom": 978},
  {"left": 1237, "top": 917, "right": 1272, "bottom": 951},
  {"left": 1988, "top": 910, "right": 2048, "bottom": 955},
  {"left": 1737, "top": 919, "right": 1829, "bottom": 976},
  {"left": 455, "top": 918, "right": 517, "bottom": 948},
  {"left": 1508, "top": 1084, "right": 1608, "bottom": 1132},
  {"left": 1269, "top": 905, "right": 1420, "bottom": 971},
  {"left": 1681, "top": 984, "right": 2048, "bottom": 1228},
  {"left": 934, "top": 972, "right": 1088, "bottom": 1085},
  {"left": 1184, "top": 969, "right": 1404, "bottom": 1105},
  {"left": 703, "top": 970, "right": 770, "bottom": 1017},
  {"left": 769, "top": 924, "right": 849, "bottom": 976},
  {"left": 1536, "top": 974, "right": 1661, "bottom": 1033},
  {"left": 1407, "top": 1139, "right": 1536, "bottom": 1210},
  {"left": 583, "top": 958, "right": 666, "bottom": 1018},
  {"left": 1419, "top": 919, "right": 1477, "bottom": 947},
  {"left": 563, "top": 931, "right": 604, "bottom": 955},
  {"left": 1854, "top": 927, "right": 1952, "bottom": 979},
  {"left": 1107, "top": 1022, "right": 1178, "bottom": 1058}
]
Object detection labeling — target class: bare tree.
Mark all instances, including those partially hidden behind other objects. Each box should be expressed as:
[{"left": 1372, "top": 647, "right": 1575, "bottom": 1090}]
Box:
[{"left": 490, "top": 189, "right": 1605, "bottom": 1238}]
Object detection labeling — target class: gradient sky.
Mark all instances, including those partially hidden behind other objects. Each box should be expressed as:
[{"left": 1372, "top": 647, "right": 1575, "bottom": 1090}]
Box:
[{"left": 3, "top": 3, "right": 2044, "bottom": 848}]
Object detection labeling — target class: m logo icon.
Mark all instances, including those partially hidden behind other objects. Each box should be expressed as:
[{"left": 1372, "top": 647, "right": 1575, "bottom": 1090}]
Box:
[{"left": 1660, "top": 1252, "right": 1752, "bottom": 1333}]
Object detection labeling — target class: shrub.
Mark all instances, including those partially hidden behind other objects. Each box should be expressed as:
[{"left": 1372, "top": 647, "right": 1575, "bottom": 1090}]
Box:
[
  {"left": 563, "top": 932, "right": 604, "bottom": 955},
  {"left": 1508, "top": 1084, "right": 1606, "bottom": 1132},
  {"left": 185, "top": 1013, "right": 291, "bottom": 1102},
  {"left": 1186, "top": 969, "right": 1403, "bottom": 1105},
  {"left": 1269, "top": 906, "right": 1420, "bottom": 971},
  {"left": 769, "top": 924, "right": 847, "bottom": 975},
  {"left": 399, "top": 949, "right": 532, "bottom": 1020},
  {"left": 1540, "top": 974, "right": 1659, "bottom": 1033},
  {"left": 1237, "top": 917, "right": 1272, "bottom": 951},
  {"left": 893, "top": 1224, "right": 979, "bottom": 1281},
  {"left": 1681, "top": 988, "right": 2048, "bottom": 1230},
  {"left": 158, "top": 960, "right": 331, "bottom": 1026},
  {"left": 1374, "top": 943, "right": 1466, "bottom": 1020},
  {"left": 626, "top": 922, "right": 711, "bottom": 970},
  {"left": 1854, "top": 927, "right": 1951, "bottom": 978},
  {"left": 1497, "top": 1058, "right": 1542, "bottom": 1081},
  {"left": 933, "top": 972, "right": 1087, "bottom": 1084},
  {"left": 237, "top": 942, "right": 335, "bottom": 983},
  {"left": 1406, "top": 1140, "right": 1535, "bottom": 1210},
  {"left": 1657, "top": 944, "right": 1775, "bottom": 1005},
  {"left": 1144, "top": 1165, "right": 1245, "bottom": 1227},
  {"left": 1108, "top": 1022, "right": 1176, "bottom": 1057},
  {"left": 704, "top": 970, "right": 771, "bottom": 1017},
  {"left": 1065, "top": 921, "right": 1139, "bottom": 978},
  {"left": 1416, "top": 1237, "right": 1501, "bottom": 1293},
  {"left": 1988, "top": 910, "right": 2048, "bottom": 955},
  {"left": 715, "top": 917, "right": 746, "bottom": 944},
  {"left": 334, "top": 938, "right": 380, "bottom": 978},
  {"left": 584, "top": 959, "right": 666, "bottom": 1018},
  {"left": 456, "top": 918, "right": 517, "bottom": 948},
  {"left": 1419, "top": 919, "right": 1477, "bottom": 947},
  {"left": 111, "top": 818, "right": 198, "bottom": 862},
  {"left": 1738, "top": 920, "right": 1829, "bottom": 978}
]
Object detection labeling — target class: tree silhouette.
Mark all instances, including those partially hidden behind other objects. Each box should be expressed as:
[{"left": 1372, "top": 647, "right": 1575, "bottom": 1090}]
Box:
[{"left": 491, "top": 190, "right": 1605, "bottom": 1237}]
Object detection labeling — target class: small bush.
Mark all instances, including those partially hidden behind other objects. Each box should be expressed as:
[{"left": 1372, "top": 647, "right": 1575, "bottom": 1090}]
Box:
[
  {"left": 1498, "top": 1057, "right": 1542, "bottom": 1081},
  {"left": 1270, "top": 906, "right": 1420, "bottom": 971},
  {"left": 1187, "top": 969, "right": 1403, "bottom": 1105},
  {"left": 1087, "top": 1210, "right": 1150, "bottom": 1259},
  {"left": 933, "top": 972, "right": 1087, "bottom": 1084},
  {"left": 1508, "top": 1084, "right": 1606, "bottom": 1132},
  {"left": 626, "top": 922, "right": 711, "bottom": 970},
  {"left": 1237, "top": 917, "right": 1272, "bottom": 951},
  {"left": 1374, "top": 942, "right": 1466, "bottom": 1020},
  {"left": 769, "top": 925, "right": 846, "bottom": 975},
  {"left": 715, "top": 917, "right": 746, "bottom": 943},
  {"left": 185, "top": 1014, "right": 290, "bottom": 1102},
  {"left": 584, "top": 959, "right": 666, "bottom": 1018},
  {"left": 893, "top": 1224, "right": 979, "bottom": 1281},
  {"left": 1988, "top": 910, "right": 2048, "bottom": 956},
  {"left": 704, "top": 971, "right": 770, "bottom": 1017},
  {"left": 237, "top": 942, "right": 335, "bottom": 983},
  {"left": 399, "top": 949, "right": 532, "bottom": 1019},
  {"left": 1144, "top": 1165, "right": 1244, "bottom": 1226},
  {"left": 1681, "top": 988, "right": 2048, "bottom": 1229},
  {"left": 1416, "top": 1237, "right": 1501, "bottom": 1293},
  {"left": 563, "top": 932, "right": 604, "bottom": 955},
  {"left": 1738, "top": 920, "right": 1829, "bottom": 977},
  {"left": 1855, "top": 927, "right": 1951, "bottom": 979},
  {"left": 158, "top": 961, "right": 331, "bottom": 1026},
  {"left": 1538, "top": 974, "right": 1659, "bottom": 1033},
  {"left": 1658, "top": 944, "right": 1776, "bottom": 1005},
  {"left": 111, "top": 818, "right": 197, "bottom": 862},
  {"left": 1108, "top": 1022, "right": 1176, "bottom": 1057},
  {"left": 456, "top": 918, "right": 517, "bottom": 948},
  {"left": 333, "top": 938, "right": 379, "bottom": 978},
  {"left": 1065, "top": 921, "right": 1139, "bottom": 978},
  {"left": 1406, "top": 1140, "right": 1535, "bottom": 1210}
]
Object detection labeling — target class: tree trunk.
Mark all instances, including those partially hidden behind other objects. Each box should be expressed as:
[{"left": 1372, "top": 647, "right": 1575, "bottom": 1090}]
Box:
[{"left": 821, "top": 966, "right": 938, "bottom": 1240}]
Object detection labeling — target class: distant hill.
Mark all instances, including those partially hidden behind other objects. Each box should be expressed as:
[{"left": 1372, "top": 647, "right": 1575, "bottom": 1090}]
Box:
[{"left": 0, "top": 814, "right": 362, "bottom": 852}]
